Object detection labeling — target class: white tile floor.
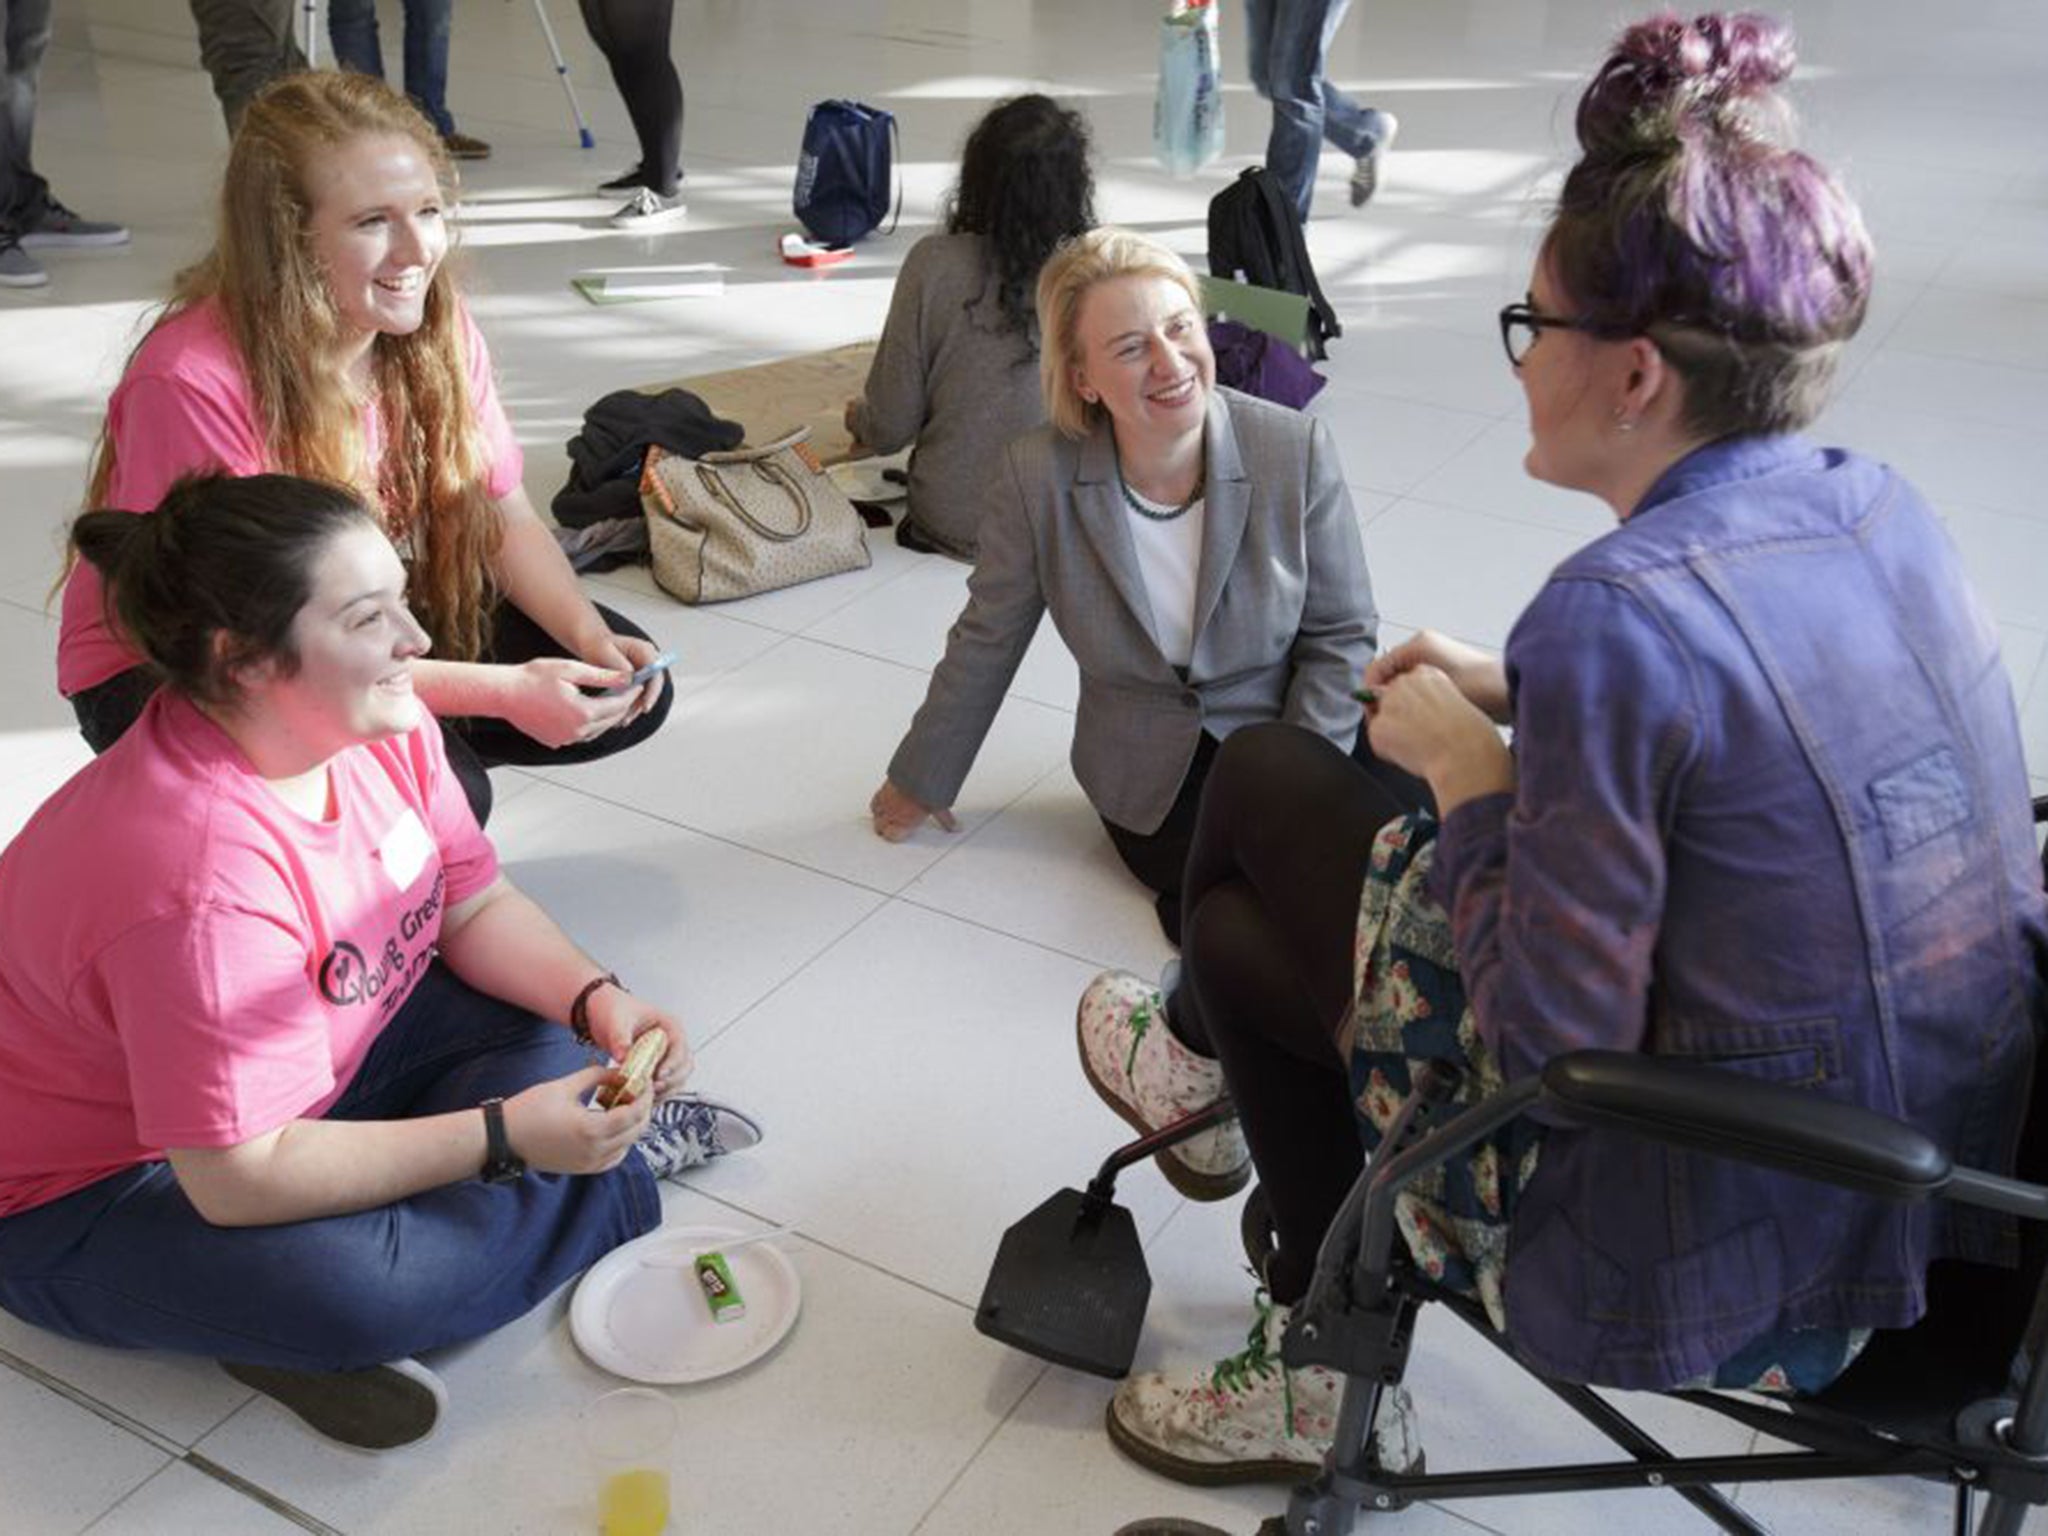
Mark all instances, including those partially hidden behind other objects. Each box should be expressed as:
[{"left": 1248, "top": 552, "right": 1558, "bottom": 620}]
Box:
[{"left": 3, "top": 1, "right": 2045, "bottom": 1532}]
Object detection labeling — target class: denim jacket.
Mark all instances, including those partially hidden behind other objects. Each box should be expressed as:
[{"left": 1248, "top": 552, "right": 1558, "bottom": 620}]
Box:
[{"left": 1433, "top": 434, "right": 2046, "bottom": 1389}]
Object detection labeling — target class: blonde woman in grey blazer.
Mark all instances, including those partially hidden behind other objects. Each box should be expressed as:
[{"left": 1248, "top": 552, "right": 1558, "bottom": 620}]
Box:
[{"left": 871, "top": 228, "right": 1417, "bottom": 943}]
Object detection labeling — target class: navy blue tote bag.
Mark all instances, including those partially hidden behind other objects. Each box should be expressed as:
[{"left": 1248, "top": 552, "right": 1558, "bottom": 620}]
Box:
[{"left": 793, "top": 100, "right": 902, "bottom": 246}]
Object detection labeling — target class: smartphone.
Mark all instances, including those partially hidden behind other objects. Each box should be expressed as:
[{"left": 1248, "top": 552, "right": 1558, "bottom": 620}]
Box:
[{"left": 598, "top": 649, "right": 677, "bottom": 696}]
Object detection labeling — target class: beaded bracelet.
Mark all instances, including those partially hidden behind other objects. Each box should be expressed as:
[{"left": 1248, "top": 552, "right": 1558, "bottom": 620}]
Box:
[{"left": 569, "top": 972, "right": 622, "bottom": 1045}]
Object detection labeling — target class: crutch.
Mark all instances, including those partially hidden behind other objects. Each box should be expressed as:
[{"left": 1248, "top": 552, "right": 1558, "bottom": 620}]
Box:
[
  {"left": 300, "top": 0, "right": 320, "bottom": 67},
  {"left": 526, "top": 0, "right": 596, "bottom": 149}
]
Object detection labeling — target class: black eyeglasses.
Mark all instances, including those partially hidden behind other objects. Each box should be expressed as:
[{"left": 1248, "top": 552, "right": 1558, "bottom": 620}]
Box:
[{"left": 1497, "top": 301, "right": 1601, "bottom": 367}]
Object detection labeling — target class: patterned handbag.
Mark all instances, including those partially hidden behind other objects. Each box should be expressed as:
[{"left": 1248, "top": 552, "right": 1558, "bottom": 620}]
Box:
[{"left": 640, "top": 428, "right": 871, "bottom": 603}]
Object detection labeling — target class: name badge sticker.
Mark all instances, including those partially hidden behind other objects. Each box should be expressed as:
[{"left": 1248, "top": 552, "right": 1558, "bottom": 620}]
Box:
[{"left": 377, "top": 808, "right": 434, "bottom": 890}]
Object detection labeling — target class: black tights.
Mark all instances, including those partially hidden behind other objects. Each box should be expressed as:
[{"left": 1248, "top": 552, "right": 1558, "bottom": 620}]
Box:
[
  {"left": 1172, "top": 722, "right": 1411, "bottom": 1303},
  {"left": 577, "top": 0, "right": 683, "bottom": 194}
]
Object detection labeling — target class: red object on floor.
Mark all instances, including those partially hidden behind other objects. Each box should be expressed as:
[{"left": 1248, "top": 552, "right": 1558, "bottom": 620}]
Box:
[{"left": 780, "top": 231, "right": 855, "bottom": 268}]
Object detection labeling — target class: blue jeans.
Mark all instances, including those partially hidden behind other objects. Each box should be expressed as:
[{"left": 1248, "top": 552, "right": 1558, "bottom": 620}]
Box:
[
  {"left": 0, "top": 0, "right": 52, "bottom": 234},
  {"left": 0, "top": 964, "right": 661, "bottom": 1370},
  {"left": 1244, "top": 0, "right": 1389, "bottom": 220},
  {"left": 328, "top": 0, "right": 457, "bottom": 136}
]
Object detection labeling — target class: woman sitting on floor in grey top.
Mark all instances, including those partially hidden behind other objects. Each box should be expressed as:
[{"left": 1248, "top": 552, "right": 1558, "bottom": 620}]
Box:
[
  {"left": 869, "top": 227, "right": 1425, "bottom": 949},
  {"left": 845, "top": 93, "right": 1095, "bottom": 560}
]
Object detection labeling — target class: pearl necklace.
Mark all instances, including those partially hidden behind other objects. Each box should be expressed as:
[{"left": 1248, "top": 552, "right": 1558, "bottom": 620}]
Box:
[{"left": 1116, "top": 463, "right": 1205, "bottom": 522}]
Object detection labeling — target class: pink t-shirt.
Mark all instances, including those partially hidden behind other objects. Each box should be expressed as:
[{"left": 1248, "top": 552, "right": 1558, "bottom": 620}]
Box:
[
  {"left": 0, "top": 693, "right": 499, "bottom": 1218},
  {"left": 57, "top": 298, "right": 526, "bottom": 696}
]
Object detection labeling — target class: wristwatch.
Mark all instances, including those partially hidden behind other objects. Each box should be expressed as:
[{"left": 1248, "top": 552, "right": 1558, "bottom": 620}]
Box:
[{"left": 479, "top": 1097, "right": 525, "bottom": 1184}]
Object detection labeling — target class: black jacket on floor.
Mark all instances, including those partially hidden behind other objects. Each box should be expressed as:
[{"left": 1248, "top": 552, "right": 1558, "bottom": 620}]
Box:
[{"left": 552, "top": 387, "right": 745, "bottom": 528}]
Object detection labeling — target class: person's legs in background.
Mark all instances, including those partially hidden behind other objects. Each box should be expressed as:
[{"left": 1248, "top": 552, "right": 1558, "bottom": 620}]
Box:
[
  {"left": 1304, "top": 0, "right": 1398, "bottom": 209},
  {"left": 326, "top": 0, "right": 486, "bottom": 158},
  {"left": 398, "top": 0, "right": 452, "bottom": 135},
  {"left": 0, "top": 0, "right": 54, "bottom": 286},
  {"left": 324, "top": 0, "right": 383, "bottom": 77},
  {"left": 577, "top": 0, "right": 685, "bottom": 226},
  {"left": 1256, "top": 0, "right": 1396, "bottom": 220},
  {"left": 0, "top": 0, "right": 124, "bottom": 288},
  {"left": 1243, "top": 0, "right": 1278, "bottom": 103},
  {"left": 187, "top": 0, "right": 306, "bottom": 134},
  {"left": 400, "top": 0, "right": 488, "bottom": 156}
]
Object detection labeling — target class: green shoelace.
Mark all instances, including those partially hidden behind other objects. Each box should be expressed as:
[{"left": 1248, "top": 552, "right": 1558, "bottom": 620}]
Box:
[
  {"left": 1123, "top": 992, "right": 1159, "bottom": 1082},
  {"left": 1208, "top": 1283, "right": 1298, "bottom": 1436}
]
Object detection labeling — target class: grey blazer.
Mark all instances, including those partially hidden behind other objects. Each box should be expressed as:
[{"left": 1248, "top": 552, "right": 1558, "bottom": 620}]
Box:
[{"left": 887, "top": 386, "right": 1378, "bottom": 834}]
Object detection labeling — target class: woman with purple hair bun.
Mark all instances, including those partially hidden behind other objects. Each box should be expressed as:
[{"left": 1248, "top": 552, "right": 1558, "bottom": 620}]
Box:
[{"left": 1080, "top": 11, "right": 2047, "bottom": 1485}]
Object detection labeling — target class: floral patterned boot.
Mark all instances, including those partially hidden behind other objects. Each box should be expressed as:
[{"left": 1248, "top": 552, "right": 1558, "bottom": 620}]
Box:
[
  {"left": 1107, "top": 1287, "right": 1422, "bottom": 1485},
  {"left": 1077, "top": 969, "right": 1249, "bottom": 1199}
]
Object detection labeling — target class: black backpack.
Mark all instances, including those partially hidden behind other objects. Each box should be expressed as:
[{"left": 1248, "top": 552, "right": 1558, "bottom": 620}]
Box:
[{"left": 1206, "top": 167, "right": 1341, "bottom": 360}]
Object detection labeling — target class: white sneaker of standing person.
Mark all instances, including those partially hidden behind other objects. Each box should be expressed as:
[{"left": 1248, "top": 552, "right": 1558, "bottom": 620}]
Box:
[
  {"left": 1107, "top": 1285, "right": 1423, "bottom": 1485},
  {"left": 609, "top": 185, "right": 687, "bottom": 231},
  {"left": 1076, "top": 969, "right": 1249, "bottom": 1200},
  {"left": 221, "top": 1356, "right": 447, "bottom": 1451},
  {"left": 1348, "top": 111, "right": 1400, "bottom": 208}
]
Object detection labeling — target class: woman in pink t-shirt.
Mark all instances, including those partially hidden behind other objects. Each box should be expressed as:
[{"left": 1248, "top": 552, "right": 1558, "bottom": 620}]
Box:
[
  {"left": 59, "top": 71, "right": 669, "bottom": 825},
  {"left": 3, "top": 473, "right": 758, "bottom": 1451}
]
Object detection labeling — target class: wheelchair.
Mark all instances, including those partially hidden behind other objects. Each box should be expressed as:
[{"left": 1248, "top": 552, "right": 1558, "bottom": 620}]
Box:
[{"left": 1013, "top": 805, "right": 2048, "bottom": 1536}]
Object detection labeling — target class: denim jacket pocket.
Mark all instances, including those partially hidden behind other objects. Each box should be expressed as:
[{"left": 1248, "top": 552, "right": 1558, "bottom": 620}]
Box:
[
  {"left": 1865, "top": 748, "right": 1976, "bottom": 931},
  {"left": 1868, "top": 747, "right": 1971, "bottom": 858},
  {"left": 1656, "top": 1016, "right": 1844, "bottom": 1088}
]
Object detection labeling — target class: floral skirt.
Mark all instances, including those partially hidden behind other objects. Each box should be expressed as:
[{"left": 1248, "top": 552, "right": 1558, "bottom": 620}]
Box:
[{"left": 1344, "top": 815, "right": 1868, "bottom": 1396}]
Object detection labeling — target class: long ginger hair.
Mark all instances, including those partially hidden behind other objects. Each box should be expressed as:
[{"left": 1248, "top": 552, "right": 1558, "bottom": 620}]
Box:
[{"left": 84, "top": 72, "right": 501, "bottom": 662}]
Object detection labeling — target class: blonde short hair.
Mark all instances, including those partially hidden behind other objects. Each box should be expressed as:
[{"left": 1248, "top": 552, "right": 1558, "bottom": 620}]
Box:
[{"left": 1035, "top": 227, "right": 1204, "bottom": 440}]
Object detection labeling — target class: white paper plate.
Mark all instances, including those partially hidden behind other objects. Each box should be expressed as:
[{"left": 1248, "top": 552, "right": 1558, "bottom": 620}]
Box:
[
  {"left": 571, "top": 1225, "right": 801, "bottom": 1385},
  {"left": 827, "top": 458, "right": 907, "bottom": 504}
]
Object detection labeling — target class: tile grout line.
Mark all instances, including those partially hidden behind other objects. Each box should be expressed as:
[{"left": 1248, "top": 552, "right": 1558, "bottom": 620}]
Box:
[
  {"left": 0, "top": 1339, "right": 184, "bottom": 1458},
  {"left": 177, "top": 1452, "right": 344, "bottom": 1535},
  {"left": 901, "top": 1358, "right": 1054, "bottom": 1536},
  {"left": 0, "top": 1342, "right": 338, "bottom": 1531}
]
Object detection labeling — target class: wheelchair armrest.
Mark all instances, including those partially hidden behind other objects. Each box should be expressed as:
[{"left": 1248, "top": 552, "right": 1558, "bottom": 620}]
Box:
[{"left": 1539, "top": 1051, "right": 1952, "bottom": 1203}]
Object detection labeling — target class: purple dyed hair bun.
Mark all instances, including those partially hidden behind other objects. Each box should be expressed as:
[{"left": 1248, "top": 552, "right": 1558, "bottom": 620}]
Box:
[
  {"left": 1549, "top": 10, "right": 1875, "bottom": 436},
  {"left": 1579, "top": 11, "right": 1796, "bottom": 152}
]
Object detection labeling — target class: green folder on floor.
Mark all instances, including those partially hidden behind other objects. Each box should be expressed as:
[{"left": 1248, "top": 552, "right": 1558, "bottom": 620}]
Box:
[{"left": 1198, "top": 273, "right": 1312, "bottom": 350}]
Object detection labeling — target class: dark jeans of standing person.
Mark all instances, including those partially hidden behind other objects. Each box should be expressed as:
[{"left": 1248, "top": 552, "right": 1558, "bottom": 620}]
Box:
[
  {"left": 576, "top": 0, "right": 682, "bottom": 194},
  {"left": 187, "top": 0, "right": 306, "bottom": 133},
  {"left": 327, "top": 0, "right": 457, "bottom": 136},
  {"left": 68, "top": 601, "right": 675, "bottom": 830},
  {"left": 1101, "top": 717, "right": 1429, "bottom": 947},
  {"left": 1244, "top": 0, "right": 1391, "bottom": 220},
  {"left": 0, "top": 963, "right": 661, "bottom": 1370},
  {"left": 1, "top": 0, "right": 53, "bottom": 236},
  {"left": 1160, "top": 721, "right": 1408, "bottom": 1304}
]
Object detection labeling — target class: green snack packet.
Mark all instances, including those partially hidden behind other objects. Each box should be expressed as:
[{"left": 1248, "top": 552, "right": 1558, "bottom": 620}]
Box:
[{"left": 693, "top": 1250, "right": 746, "bottom": 1323}]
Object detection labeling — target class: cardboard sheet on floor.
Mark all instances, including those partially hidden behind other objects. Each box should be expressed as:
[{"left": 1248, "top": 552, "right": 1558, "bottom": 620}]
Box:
[{"left": 646, "top": 340, "right": 878, "bottom": 466}]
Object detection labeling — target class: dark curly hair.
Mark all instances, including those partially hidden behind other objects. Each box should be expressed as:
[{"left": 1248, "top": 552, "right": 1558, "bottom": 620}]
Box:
[{"left": 946, "top": 94, "right": 1096, "bottom": 343}]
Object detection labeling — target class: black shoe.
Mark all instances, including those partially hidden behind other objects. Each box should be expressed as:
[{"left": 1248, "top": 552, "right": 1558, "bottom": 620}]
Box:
[
  {"left": 894, "top": 516, "right": 944, "bottom": 554},
  {"left": 222, "top": 1357, "right": 446, "bottom": 1450},
  {"left": 599, "top": 163, "right": 648, "bottom": 193},
  {"left": 1240, "top": 1182, "right": 1277, "bottom": 1278}
]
